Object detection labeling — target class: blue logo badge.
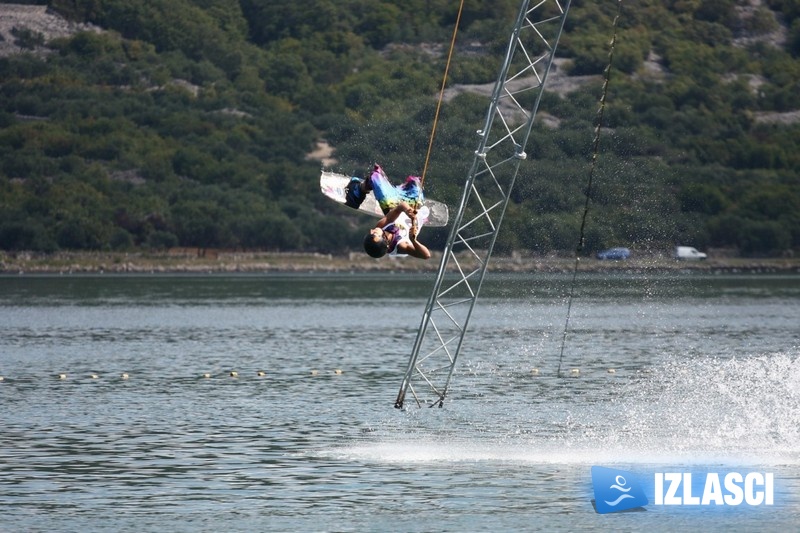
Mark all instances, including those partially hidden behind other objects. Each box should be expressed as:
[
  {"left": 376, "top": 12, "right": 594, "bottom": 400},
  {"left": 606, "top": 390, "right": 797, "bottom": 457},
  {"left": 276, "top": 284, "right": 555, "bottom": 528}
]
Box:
[{"left": 591, "top": 466, "right": 649, "bottom": 514}]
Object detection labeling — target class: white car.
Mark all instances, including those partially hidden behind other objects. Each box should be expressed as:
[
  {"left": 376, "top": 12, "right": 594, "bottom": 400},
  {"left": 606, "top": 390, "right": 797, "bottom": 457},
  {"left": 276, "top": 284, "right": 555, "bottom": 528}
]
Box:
[{"left": 674, "top": 246, "right": 707, "bottom": 261}]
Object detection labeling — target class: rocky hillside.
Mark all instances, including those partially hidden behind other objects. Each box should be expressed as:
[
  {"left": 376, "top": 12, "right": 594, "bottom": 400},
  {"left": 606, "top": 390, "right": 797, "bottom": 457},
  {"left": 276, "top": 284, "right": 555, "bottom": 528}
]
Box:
[
  {"left": 0, "top": 4, "right": 99, "bottom": 57},
  {"left": 0, "top": 1, "right": 798, "bottom": 258}
]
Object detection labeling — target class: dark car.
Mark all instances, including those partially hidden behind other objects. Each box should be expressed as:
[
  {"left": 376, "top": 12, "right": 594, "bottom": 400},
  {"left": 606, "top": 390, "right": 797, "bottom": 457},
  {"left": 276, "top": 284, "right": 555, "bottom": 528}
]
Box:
[{"left": 596, "top": 247, "right": 631, "bottom": 260}]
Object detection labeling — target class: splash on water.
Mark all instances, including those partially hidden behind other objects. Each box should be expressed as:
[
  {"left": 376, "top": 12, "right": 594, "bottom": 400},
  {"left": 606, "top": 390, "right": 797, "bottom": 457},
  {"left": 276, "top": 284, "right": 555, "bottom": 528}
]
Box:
[
  {"left": 604, "top": 351, "right": 800, "bottom": 462},
  {"left": 337, "top": 351, "right": 800, "bottom": 466}
]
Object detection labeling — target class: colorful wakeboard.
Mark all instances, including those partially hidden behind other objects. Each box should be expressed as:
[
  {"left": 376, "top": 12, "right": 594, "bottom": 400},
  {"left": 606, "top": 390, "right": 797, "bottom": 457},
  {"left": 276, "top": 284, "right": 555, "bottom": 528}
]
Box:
[{"left": 320, "top": 171, "right": 449, "bottom": 227}]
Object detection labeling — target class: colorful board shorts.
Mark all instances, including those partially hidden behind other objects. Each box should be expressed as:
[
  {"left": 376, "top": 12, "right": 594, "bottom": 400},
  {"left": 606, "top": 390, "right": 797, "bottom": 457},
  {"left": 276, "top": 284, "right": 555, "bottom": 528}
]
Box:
[{"left": 368, "top": 165, "right": 423, "bottom": 214}]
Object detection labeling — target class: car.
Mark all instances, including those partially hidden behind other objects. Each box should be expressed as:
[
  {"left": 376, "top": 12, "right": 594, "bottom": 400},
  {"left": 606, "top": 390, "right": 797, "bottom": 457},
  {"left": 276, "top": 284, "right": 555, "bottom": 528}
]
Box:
[
  {"left": 596, "top": 247, "right": 631, "bottom": 260},
  {"left": 674, "top": 246, "right": 707, "bottom": 261}
]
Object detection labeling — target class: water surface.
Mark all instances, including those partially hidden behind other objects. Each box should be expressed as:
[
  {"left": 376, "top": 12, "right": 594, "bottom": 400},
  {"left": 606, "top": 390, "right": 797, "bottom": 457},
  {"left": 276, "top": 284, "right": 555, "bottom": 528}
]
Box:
[{"left": 1, "top": 273, "right": 798, "bottom": 531}]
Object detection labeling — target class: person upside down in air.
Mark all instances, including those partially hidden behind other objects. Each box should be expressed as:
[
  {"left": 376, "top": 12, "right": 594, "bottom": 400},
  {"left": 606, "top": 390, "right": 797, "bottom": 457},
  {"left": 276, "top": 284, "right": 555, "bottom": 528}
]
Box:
[{"left": 346, "top": 164, "right": 431, "bottom": 260}]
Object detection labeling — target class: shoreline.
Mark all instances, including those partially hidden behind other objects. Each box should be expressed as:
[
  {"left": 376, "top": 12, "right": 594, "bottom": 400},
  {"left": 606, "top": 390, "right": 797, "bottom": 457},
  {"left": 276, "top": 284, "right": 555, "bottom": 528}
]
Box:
[{"left": 2, "top": 250, "right": 799, "bottom": 275}]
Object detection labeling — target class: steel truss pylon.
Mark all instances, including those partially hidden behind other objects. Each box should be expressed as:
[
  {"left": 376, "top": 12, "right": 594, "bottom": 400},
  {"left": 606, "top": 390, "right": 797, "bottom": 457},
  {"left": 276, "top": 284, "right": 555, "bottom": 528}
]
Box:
[{"left": 395, "top": 0, "right": 573, "bottom": 409}]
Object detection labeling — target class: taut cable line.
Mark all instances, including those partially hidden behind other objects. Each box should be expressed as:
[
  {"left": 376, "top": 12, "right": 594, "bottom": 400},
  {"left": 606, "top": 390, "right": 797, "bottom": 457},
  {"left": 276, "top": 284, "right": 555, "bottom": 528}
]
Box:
[
  {"left": 557, "top": 0, "right": 624, "bottom": 378},
  {"left": 420, "top": 0, "right": 466, "bottom": 190}
]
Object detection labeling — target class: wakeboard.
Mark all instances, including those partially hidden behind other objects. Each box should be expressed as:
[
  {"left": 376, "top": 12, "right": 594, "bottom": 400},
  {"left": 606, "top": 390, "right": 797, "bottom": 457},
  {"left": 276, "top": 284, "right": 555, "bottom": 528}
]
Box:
[{"left": 320, "top": 170, "right": 449, "bottom": 227}]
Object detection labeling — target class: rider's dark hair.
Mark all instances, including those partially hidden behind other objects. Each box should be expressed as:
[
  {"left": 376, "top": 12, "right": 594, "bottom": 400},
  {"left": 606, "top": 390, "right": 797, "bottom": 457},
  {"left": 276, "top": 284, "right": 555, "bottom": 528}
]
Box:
[{"left": 364, "top": 232, "right": 388, "bottom": 258}]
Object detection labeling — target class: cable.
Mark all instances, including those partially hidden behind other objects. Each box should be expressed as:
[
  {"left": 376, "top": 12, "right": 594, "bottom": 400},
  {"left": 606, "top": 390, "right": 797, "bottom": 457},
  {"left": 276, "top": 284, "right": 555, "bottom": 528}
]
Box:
[
  {"left": 420, "top": 0, "right": 465, "bottom": 190},
  {"left": 557, "top": 0, "right": 624, "bottom": 378}
]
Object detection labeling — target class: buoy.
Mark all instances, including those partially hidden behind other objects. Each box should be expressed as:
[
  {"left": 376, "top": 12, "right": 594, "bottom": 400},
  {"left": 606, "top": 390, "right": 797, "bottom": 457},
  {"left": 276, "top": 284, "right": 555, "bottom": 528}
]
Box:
[
  {"left": 334, "top": 369, "right": 343, "bottom": 375},
  {"left": 257, "top": 371, "right": 266, "bottom": 377},
  {"left": 530, "top": 368, "right": 540, "bottom": 376},
  {"left": 202, "top": 373, "right": 211, "bottom": 379},
  {"left": 570, "top": 368, "right": 580, "bottom": 376},
  {"left": 310, "top": 370, "right": 319, "bottom": 376},
  {"left": 0, "top": 376, "right": 4, "bottom": 382},
  {"left": 607, "top": 368, "right": 616, "bottom": 374},
  {"left": 229, "top": 371, "right": 238, "bottom": 378},
  {"left": 58, "top": 373, "right": 67, "bottom": 380},
  {"left": 121, "top": 373, "right": 129, "bottom": 380},
  {"left": 89, "top": 374, "right": 99, "bottom": 379}
]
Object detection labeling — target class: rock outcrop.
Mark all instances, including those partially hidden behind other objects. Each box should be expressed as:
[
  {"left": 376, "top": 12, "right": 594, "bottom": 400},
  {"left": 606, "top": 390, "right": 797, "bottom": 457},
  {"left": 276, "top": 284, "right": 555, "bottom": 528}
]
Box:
[{"left": 0, "top": 4, "right": 100, "bottom": 57}]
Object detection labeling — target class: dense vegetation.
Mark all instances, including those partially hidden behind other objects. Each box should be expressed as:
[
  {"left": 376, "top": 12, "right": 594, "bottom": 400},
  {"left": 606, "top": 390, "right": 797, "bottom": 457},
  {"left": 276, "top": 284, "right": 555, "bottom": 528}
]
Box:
[{"left": 1, "top": 0, "right": 798, "bottom": 257}]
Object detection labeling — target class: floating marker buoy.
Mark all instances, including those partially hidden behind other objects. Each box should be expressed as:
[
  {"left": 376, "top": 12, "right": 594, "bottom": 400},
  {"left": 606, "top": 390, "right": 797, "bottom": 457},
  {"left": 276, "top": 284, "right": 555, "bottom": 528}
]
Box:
[
  {"left": 257, "top": 371, "right": 266, "bottom": 377},
  {"left": 334, "top": 369, "right": 343, "bottom": 375},
  {"left": 607, "top": 368, "right": 616, "bottom": 374},
  {"left": 530, "top": 368, "right": 540, "bottom": 376},
  {"left": 229, "top": 371, "right": 238, "bottom": 378},
  {"left": 58, "top": 373, "right": 67, "bottom": 380},
  {"left": 310, "top": 370, "right": 319, "bottom": 376},
  {"left": 570, "top": 368, "right": 580, "bottom": 376},
  {"left": 121, "top": 373, "right": 129, "bottom": 380},
  {"left": 0, "top": 376, "right": 4, "bottom": 382},
  {"left": 203, "top": 373, "right": 211, "bottom": 379},
  {"left": 89, "top": 374, "right": 99, "bottom": 379}
]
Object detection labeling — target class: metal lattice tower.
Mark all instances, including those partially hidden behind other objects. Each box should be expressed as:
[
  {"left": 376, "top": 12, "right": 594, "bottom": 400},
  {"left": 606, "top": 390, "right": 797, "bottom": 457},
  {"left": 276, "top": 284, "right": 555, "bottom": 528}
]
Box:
[{"left": 395, "top": 0, "right": 573, "bottom": 409}]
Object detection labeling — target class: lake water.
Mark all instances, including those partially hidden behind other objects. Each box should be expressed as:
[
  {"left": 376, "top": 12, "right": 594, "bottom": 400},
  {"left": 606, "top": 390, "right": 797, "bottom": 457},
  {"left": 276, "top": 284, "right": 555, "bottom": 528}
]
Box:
[{"left": 1, "top": 272, "right": 799, "bottom": 531}]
